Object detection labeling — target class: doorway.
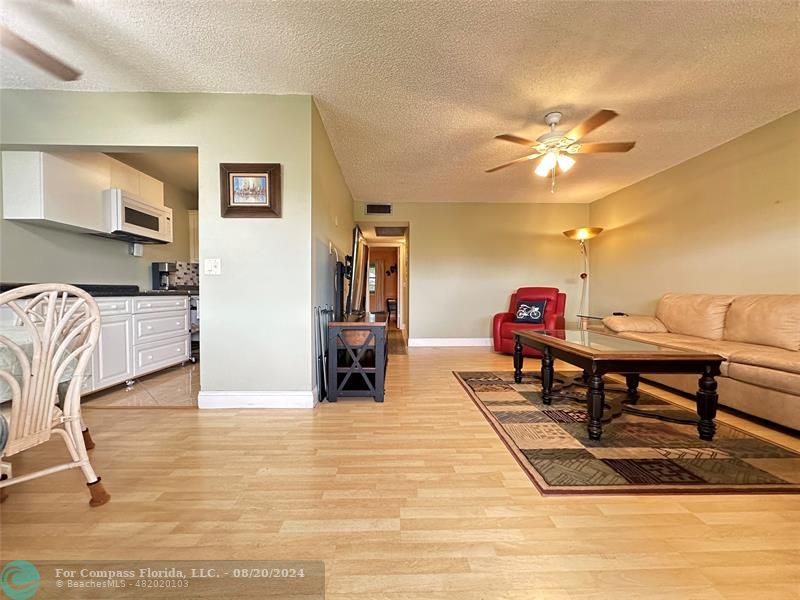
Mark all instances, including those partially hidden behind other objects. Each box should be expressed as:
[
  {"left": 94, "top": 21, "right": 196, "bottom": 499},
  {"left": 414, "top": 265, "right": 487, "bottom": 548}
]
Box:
[
  {"left": 367, "top": 246, "right": 398, "bottom": 317},
  {"left": 358, "top": 224, "right": 409, "bottom": 354}
]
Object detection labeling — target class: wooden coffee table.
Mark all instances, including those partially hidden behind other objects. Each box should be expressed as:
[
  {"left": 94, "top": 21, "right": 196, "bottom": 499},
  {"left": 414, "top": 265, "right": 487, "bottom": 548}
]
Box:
[{"left": 513, "top": 329, "right": 723, "bottom": 441}]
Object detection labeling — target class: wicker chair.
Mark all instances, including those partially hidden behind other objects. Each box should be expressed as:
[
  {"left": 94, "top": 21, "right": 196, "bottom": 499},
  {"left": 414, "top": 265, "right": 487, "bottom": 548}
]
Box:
[{"left": 0, "top": 284, "right": 110, "bottom": 506}]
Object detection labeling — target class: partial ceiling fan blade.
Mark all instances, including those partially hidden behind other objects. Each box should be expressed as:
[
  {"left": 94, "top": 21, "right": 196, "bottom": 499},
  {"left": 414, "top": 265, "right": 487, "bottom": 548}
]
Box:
[
  {"left": 485, "top": 153, "right": 542, "bottom": 173},
  {"left": 573, "top": 141, "right": 636, "bottom": 153},
  {"left": 495, "top": 133, "right": 536, "bottom": 147},
  {"left": 564, "top": 109, "right": 618, "bottom": 143},
  {"left": 0, "top": 26, "right": 81, "bottom": 81}
]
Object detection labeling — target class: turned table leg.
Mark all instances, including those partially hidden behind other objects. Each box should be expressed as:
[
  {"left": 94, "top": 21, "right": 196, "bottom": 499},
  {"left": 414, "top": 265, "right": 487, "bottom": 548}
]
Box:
[
  {"left": 587, "top": 373, "right": 605, "bottom": 441},
  {"left": 540, "top": 346, "right": 554, "bottom": 405},
  {"left": 625, "top": 373, "right": 640, "bottom": 403},
  {"left": 513, "top": 336, "right": 524, "bottom": 384},
  {"left": 696, "top": 366, "right": 718, "bottom": 441}
]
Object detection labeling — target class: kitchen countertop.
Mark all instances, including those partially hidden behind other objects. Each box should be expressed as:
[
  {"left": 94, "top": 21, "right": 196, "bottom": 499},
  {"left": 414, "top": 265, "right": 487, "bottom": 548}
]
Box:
[{"left": 0, "top": 283, "right": 199, "bottom": 297}]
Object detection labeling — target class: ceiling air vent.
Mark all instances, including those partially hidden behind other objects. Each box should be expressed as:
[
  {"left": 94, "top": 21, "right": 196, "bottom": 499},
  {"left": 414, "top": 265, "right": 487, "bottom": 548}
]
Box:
[
  {"left": 364, "top": 203, "right": 392, "bottom": 215},
  {"left": 375, "top": 227, "right": 407, "bottom": 237}
]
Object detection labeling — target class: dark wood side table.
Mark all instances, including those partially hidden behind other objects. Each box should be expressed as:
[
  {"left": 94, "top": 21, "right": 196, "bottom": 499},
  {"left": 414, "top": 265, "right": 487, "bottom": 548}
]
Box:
[
  {"left": 513, "top": 329, "right": 723, "bottom": 442},
  {"left": 327, "top": 313, "right": 388, "bottom": 402}
]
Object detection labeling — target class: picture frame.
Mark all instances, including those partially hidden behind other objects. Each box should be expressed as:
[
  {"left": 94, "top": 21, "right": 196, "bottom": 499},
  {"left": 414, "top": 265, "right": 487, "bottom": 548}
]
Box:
[{"left": 220, "top": 163, "right": 282, "bottom": 218}]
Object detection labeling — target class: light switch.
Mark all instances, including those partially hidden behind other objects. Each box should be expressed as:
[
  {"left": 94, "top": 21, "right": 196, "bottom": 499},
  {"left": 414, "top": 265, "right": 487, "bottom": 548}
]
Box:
[{"left": 204, "top": 258, "right": 221, "bottom": 275}]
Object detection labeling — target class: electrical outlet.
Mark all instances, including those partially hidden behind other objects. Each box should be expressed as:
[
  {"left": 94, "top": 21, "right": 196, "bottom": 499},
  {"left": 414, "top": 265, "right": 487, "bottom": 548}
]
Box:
[{"left": 204, "top": 258, "right": 221, "bottom": 275}]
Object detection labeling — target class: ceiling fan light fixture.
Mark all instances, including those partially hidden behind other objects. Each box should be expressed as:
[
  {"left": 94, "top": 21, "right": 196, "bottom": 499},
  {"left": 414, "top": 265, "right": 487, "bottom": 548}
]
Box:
[
  {"left": 557, "top": 154, "right": 575, "bottom": 173},
  {"left": 535, "top": 151, "right": 558, "bottom": 177}
]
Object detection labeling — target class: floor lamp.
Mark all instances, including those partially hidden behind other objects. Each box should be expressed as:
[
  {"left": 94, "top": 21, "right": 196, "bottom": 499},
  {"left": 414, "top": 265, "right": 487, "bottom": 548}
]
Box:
[{"left": 563, "top": 227, "right": 603, "bottom": 329}]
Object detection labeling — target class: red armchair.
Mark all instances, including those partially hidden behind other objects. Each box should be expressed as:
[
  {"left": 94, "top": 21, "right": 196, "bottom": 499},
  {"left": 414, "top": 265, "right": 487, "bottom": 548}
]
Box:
[{"left": 493, "top": 287, "right": 566, "bottom": 357}]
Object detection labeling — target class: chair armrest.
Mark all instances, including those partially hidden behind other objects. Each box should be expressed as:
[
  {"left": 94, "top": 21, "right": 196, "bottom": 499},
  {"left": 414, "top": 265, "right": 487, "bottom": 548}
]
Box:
[
  {"left": 543, "top": 312, "right": 564, "bottom": 330},
  {"left": 493, "top": 312, "right": 513, "bottom": 351},
  {"left": 603, "top": 315, "right": 668, "bottom": 333}
]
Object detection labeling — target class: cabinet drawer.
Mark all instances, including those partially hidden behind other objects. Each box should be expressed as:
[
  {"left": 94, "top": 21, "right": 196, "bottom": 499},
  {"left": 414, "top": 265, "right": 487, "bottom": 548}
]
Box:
[
  {"left": 95, "top": 297, "right": 132, "bottom": 316},
  {"left": 134, "top": 296, "right": 189, "bottom": 314},
  {"left": 133, "top": 310, "right": 188, "bottom": 345},
  {"left": 133, "top": 335, "right": 190, "bottom": 376}
]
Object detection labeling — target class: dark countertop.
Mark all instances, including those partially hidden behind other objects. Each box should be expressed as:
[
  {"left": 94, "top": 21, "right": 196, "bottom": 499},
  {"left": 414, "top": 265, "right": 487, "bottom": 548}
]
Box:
[{"left": 1, "top": 283, "right": 199, "bottom": 297}]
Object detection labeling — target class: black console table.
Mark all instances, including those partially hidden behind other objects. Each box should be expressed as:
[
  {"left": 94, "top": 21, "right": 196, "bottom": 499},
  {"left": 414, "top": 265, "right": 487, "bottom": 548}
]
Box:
[{"left": 327, "top": 313, "right": 388, "bottom": 402}]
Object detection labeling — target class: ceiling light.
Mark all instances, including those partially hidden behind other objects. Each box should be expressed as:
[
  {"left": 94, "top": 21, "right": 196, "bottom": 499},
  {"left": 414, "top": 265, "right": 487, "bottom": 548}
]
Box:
[
  {"left": 557, "top": 154, "right": 575, "bottom": 173},
  {"left": 535, "top": 151, "right": 557, "bottom": 177}
]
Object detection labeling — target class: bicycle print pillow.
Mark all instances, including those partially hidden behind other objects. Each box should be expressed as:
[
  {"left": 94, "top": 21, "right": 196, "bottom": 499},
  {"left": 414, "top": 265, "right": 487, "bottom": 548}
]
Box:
[{"left": 514, "top": 299, "right": 547, "bottom": 324}]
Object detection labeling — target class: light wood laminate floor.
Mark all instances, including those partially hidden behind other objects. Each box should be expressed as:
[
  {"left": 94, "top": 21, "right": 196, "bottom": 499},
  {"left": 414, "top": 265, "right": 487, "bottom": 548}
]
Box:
[{"left": 1, "top": 348, "right": 799, "bottom": 599}]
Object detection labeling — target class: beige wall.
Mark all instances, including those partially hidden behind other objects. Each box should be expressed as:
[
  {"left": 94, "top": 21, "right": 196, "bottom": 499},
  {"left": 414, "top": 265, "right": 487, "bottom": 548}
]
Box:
[
  {"left": 589, "top": 110, "right": 800, "bottom": 316},
  {"left": 311, "top": 100, "right": 354, "bottom": 311},
  {"left": 1, "top": 90, "right": 314, "bottom": 395},
  {"left": 310, "top": 99, "right": 355, "bottom": 396},
  {"left": 355, "top": 202, "right": 591, "bottom": 339},
  {"left": 0, "top": 173, "right": 194, "bottom": 288}
]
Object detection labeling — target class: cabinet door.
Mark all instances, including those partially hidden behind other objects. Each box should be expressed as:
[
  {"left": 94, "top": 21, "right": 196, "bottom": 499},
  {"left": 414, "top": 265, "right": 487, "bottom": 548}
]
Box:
[
  {"left": 188, "top": 210, "right": 199, "bottom": 263},
  {"left": 92, "top": 314, "right": 134, "bottom": 390},
  {"left": 138, "top": 172, "right": 165, "bottom": 207},
  {"left": 41, "top": 152, "right": 110, "bottom": 232},
  {"left": 109, "top": 159, "right": 140, "bottom": 196}
]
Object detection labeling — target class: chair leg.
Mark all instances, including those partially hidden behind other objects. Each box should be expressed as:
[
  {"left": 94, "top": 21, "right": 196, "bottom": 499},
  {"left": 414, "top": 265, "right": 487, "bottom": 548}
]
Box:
[
  {"left": 80, "top": 416, "right": 95, "bottom": 450},
  {"left": 0, "top": 462, "right": 11, "bottom": 503},
  {"left": 64, "top": 420, "right": 110, "bottom": 507},
  {"left": 87, "top": 477, "right": 110, "bottom": 507},
  {"left": 82, "top": 428, "right": 96, "bottom": 450}
]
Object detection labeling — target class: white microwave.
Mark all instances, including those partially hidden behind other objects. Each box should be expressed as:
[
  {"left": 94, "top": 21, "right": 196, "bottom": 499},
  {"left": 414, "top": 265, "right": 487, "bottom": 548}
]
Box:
[{"left": 103, "top": 188, "right": 173, "bottom": 244}]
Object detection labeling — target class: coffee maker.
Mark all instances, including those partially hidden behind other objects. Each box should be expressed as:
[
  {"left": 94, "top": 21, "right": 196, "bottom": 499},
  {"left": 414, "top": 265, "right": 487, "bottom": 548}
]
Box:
[{"left": 151, "top": 262, "right": 177, "bottom": 290}]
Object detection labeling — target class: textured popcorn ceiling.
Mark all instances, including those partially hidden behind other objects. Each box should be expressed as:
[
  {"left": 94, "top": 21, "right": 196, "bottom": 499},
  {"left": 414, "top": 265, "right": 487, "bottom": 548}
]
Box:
[{"left": 1, "top": 1, "right": 798, "bottom": 204}]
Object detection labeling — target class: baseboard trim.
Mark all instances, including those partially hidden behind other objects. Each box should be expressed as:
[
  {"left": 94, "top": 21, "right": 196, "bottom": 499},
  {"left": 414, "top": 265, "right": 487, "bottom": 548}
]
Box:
[
  {"left": 198, "top": 390, "right": 317, "bottom": 409},
  {"left": 408, "top": 337, "right": 493, "bottom": 347}
]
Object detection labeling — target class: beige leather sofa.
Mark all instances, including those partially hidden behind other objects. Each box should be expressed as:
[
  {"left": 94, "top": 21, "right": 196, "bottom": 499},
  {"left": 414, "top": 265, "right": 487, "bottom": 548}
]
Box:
[{"left": 603, "top": 294, "right": 800, "bottom": 431}]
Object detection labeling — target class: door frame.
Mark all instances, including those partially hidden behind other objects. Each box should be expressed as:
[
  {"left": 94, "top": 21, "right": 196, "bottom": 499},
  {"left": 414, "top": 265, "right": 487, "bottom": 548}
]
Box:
[{"left": 364, "top": 241, "right": 405, "bottom": 331}]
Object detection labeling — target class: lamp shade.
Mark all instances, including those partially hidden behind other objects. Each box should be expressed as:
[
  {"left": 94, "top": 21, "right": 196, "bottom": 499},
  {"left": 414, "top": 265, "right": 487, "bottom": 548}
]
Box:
[{"left": 563, "top": 227, "right": 603, "bottom": 241}]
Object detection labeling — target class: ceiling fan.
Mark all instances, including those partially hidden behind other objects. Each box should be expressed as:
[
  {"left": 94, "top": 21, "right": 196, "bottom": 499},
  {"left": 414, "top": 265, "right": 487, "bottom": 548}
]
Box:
[
  {"left": 487, "top": 109, "right": 635, "bottom": 190},
  {"left": 0, "top": 0, "right": 81, "bottom": 81}
]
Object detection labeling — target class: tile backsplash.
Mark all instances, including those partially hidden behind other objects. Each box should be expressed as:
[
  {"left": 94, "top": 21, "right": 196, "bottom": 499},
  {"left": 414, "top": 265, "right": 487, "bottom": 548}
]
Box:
[{"left": 171, "top": 262, "right": 199, "bottom": 287}]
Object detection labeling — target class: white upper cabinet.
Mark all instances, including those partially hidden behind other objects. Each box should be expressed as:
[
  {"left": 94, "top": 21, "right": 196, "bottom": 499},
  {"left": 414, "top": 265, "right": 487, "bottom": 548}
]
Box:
[
  {"left": 109, "top": 159, "right": 140, "bottom": 196},
  {"left": 109, "top": 156, "right": 164, "bottom": 207},
  {"left": 2, "top": 151, "right": 110, "bottom": 232},
  {"left": 2, "top": 151, "right": 165, "bottom": 234},
  {"left": 138, "top": 172, "right": 165, "bottom": 207}
]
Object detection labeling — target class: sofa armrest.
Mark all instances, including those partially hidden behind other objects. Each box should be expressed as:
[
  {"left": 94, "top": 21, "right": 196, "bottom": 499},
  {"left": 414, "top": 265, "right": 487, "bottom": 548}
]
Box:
[
  {"left": 603, "top": 315, "right": 668, "bottom": 333},
  {"left": 493, "top": 312, "right": 513, "bottom": 351}
]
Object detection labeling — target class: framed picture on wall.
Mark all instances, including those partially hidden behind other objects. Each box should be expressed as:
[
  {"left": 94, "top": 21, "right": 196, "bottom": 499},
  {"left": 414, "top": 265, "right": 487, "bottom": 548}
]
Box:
[{"left": 220, "top": 163, "right": 282, "bottom": 218}]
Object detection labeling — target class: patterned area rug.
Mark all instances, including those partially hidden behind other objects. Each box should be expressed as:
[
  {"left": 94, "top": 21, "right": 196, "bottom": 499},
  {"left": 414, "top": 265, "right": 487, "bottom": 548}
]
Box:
[{"left": 455, "top": 371, "right": 800, "bottom": 495}]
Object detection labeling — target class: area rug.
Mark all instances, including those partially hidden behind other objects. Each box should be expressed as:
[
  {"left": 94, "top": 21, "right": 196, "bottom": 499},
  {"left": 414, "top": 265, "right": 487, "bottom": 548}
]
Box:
[{"left": 455, "top": 371, "right": 800, "bottom": 495}]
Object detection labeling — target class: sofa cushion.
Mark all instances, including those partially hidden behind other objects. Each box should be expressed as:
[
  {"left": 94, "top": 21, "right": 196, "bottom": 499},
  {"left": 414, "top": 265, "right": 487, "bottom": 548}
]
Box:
[
  {"left": 603, "top": 315, "right": 668, "bottom": 333},
  {"left": 728, "top": 346, "right": 800, "bottom": 375},
  {"left": 727, "top": 363, "right": 800, "bottom": 396},
  {"left": 616, "top": 332, "right": 750, "bottom": 357},
  {"left": 655, "top": 293, "right": 735, "bottom": 340},
  {"left": 724, "top": 295, "right": 800, "bottom": 351}
]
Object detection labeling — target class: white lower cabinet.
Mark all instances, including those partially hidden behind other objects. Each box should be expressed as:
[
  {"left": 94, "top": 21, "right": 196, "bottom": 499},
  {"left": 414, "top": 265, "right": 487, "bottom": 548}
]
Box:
[
  {"left": 92, "top": 314, "right": 134, "bottom": 390},
  {"left": 86, "top": 296, "right": 190, "bottom": 395},
  {"left": 134, "top": 336, "right": 191, "bottom": 377}
]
